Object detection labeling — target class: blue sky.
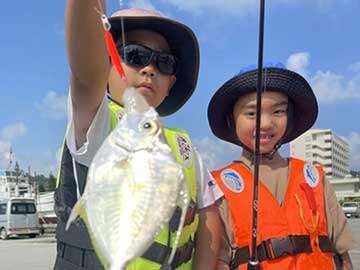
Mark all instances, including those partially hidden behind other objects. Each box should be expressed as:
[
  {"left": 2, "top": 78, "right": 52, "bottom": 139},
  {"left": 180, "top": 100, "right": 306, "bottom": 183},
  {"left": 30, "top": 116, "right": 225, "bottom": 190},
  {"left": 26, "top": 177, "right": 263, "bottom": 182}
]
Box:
[{"left": 1, "top": 0, "right": 359, "bottom": 175}]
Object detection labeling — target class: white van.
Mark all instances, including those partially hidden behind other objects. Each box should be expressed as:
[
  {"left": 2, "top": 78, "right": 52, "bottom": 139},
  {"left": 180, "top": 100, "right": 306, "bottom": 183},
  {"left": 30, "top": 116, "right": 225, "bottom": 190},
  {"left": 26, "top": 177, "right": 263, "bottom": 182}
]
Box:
[
  {"left": 0, "top": 197, "right": 40, "bottom": 239},
  {"left": 342, "top": 201, "right": 360, "bottom": 218}
]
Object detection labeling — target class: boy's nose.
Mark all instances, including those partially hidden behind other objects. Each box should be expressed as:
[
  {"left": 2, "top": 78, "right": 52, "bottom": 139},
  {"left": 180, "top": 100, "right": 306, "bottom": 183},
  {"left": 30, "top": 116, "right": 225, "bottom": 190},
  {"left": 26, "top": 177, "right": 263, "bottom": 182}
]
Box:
[
  {"left": 260, "top": 114, "right": 273, "bottom": 129},
  {"left": 140, "top": 64, "right": 157, "bottom": 78}
]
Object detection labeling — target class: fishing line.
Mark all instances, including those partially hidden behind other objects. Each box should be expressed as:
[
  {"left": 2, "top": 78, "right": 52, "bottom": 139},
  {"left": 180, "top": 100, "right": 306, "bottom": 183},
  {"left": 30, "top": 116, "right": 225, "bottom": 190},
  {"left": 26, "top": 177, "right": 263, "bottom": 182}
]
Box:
[
  {"left": 118, "top": 0, "right": 128, "bottom": 63},
  {"left": 95, "top": 0, "right": 128, "bottom": 86},
  {"left": 248, "top": 0, "right": 265, "bottom": 269}
]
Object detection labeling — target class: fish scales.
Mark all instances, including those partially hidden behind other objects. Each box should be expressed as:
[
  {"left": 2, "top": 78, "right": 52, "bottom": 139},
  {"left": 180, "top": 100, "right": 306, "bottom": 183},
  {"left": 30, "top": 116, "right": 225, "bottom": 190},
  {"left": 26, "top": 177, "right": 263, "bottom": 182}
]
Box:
[{"left": 66, "top": 87, "right": 188, "bottom": 270}]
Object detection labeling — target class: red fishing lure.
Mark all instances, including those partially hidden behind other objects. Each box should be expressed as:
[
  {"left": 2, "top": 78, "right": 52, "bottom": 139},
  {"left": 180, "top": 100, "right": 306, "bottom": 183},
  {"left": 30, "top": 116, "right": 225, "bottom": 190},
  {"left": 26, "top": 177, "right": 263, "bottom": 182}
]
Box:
[{"left": 101, "top": 15, "right": 127, "bottom": 82}]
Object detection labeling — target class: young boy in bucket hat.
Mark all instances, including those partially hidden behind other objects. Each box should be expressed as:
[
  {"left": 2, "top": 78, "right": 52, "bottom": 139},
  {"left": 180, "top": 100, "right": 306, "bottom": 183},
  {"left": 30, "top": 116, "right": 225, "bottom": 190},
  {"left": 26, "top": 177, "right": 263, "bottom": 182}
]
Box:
[
  {"left": 207, "top": 63, "right": 356, "bottom": 270},
  {"left": 53, "top": 1, "right": 221, "bottom": 269}
]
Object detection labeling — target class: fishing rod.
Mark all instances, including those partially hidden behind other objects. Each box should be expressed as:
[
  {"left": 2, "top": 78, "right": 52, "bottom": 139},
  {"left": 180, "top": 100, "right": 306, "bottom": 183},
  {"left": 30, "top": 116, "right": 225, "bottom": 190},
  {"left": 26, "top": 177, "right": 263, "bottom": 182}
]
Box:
[{"left": 248, "top": 0, "right": 265, "bottom": 269}]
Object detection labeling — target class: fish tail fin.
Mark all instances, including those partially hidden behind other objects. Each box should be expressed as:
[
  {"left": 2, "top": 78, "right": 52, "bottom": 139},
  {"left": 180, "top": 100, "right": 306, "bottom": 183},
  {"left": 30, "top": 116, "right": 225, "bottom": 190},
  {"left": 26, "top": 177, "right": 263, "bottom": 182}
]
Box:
[
  {"left": 109, "top": 261, "right": 127, "bottom": 270},
  {"left": 65, "top": 197, "right": 85, "bottom": 230}
]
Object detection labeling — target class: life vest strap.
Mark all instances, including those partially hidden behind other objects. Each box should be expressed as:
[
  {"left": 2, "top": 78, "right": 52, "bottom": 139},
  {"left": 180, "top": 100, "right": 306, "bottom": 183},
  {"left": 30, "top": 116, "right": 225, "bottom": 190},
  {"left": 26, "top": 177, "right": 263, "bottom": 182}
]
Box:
[
  {"left": 169, "top": 200, "right": 197, "bottom": 232},
  {"left": 56, "top": 241, "right": 103, "bottom": 269},
  {"left": 141, "top": 238, "right": 195, "bottom": 269},
  {"left": 318, "top": 235, "right": 336, "bottom": 253},
  {"left": 231, "top": 235, "right": 314, "bottom": 269},
  {"left": 317, "top": 236, "right": 343, "bottom": 270},
  {"left": 56, "top": 238, "right": 195, "bottom": 269}
]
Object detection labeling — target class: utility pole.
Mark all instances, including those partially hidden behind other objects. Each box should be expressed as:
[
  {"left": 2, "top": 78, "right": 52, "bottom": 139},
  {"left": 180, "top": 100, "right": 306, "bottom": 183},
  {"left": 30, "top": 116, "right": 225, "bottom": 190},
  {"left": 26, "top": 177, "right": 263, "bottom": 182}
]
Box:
[
  {"left": 15, "top": 161, "right": 20, "bottom": 184},
  {"left": 34, "top": 171, "right": 38, "bottom": 201},
  {"left": 8, "top": 146, "right": 13, "bottom": 170}
]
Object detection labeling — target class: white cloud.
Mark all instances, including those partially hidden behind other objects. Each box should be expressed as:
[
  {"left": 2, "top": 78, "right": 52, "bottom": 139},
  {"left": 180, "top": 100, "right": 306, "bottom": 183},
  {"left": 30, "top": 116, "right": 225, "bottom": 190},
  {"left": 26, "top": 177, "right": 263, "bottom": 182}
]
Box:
[
  {"left": 0, "top": 122, "right": 26, "bottom": 141},
  {"left": 0, "top": 141, "right": 12, "bottom": 169},
  {"left": 0, "top": 123, "right": 27, "bottom": 170},
  {"left": 346, "top": 132, "right": 360, "bottom": 170},
  {"left": 286, "top": 52, "right": 360, "bottom": 104},
  {"left": 35, "top": 91, "right": 67, "bottom": 120},
  {"left": 161, "top": 0, "right": 257, "bottom": 16},
  {"left": 192, "top": 137, "right": 240, "bottom": 170},
  {"left": 0, "top": 122, "right": 60, "bottom": 176},
  {"left": 286, "top": 52, "right": 310, "bottom": 79},
  {"left": 4, "top": 146, "right": 63, "bottom": 176},
  {"left": 349, "top": 61, "right": 360, "bottom": 72},
  {"left": 128, "top": 0, "right": 157, "bottom": 10},
  {"left": 159, "top": 0, "right": 351, "bottom": 16},
  {"left": 311, "top": 68, "right": 360, "bottom": 104}
]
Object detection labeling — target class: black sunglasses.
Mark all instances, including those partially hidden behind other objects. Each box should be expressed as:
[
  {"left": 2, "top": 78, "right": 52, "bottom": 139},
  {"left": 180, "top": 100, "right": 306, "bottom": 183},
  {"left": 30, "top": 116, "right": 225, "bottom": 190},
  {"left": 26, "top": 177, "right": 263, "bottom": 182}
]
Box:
[{"left": 116, "top": 43, "right": 178, "bottom": 75}]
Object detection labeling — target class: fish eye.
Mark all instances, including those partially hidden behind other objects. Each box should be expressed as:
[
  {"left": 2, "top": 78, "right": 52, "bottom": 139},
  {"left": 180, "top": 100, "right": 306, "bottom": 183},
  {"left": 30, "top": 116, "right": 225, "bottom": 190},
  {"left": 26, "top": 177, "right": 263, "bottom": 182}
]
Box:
[
  {"left": 143, "top": 122, "right": 152, "bottom": 129},
  {"left": 140, "top": 119, "right": 159, "bottom": 134}
]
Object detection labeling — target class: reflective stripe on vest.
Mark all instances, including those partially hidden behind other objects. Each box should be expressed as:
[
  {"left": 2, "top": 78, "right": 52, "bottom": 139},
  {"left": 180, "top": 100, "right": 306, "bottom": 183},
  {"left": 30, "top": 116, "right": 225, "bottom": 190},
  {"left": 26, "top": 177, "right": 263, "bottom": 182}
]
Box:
[
  {"left": 212, "top": 158, "right": 337, "bottom": 270},
  {"left": 54, "top": 100, "right": 198, "bottom": 270}
]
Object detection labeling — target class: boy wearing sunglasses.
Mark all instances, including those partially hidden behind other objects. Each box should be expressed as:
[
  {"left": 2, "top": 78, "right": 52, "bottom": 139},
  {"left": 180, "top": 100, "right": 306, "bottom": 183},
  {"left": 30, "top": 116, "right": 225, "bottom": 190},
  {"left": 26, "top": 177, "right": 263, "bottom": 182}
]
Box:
[{"left": 53, "top": 1, "right": 221, "bottom": 270}]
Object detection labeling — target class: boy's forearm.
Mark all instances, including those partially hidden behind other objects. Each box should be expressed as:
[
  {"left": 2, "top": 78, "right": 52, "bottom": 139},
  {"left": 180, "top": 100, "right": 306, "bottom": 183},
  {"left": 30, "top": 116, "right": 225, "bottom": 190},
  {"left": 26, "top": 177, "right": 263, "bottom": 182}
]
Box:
[
  {"left": 66, "top": 0, "right": 109, "bottom": 95},
  {"left": 66, "top": 0, "right": 111, "bottom": 147},
  {"left": 193, "top": 205, "right": 221, "bottom": 270}
]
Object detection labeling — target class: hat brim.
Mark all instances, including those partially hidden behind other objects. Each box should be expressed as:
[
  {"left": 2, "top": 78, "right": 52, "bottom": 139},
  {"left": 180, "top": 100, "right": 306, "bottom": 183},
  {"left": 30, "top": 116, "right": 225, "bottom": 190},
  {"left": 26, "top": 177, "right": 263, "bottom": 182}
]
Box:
[
  {"left": 109, "top": 15, "right": 199, "bottom": 116},
  {"left": 207, "top": 67, "right": 318, "bottom": 145}
]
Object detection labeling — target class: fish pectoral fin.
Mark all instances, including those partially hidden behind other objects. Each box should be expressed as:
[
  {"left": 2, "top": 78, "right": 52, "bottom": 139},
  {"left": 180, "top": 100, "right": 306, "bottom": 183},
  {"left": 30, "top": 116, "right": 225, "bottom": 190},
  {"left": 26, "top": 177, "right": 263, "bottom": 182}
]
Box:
[{"left": 65, "top": 197, "right": 85, "bottom": 230}]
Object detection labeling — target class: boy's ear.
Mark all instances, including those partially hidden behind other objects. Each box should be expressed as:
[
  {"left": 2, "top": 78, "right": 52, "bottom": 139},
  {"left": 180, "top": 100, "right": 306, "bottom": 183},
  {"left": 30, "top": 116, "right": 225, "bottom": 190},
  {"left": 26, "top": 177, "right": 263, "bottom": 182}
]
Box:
[{"left": 167, "top": 75, "right": 177, "bottom": 96}]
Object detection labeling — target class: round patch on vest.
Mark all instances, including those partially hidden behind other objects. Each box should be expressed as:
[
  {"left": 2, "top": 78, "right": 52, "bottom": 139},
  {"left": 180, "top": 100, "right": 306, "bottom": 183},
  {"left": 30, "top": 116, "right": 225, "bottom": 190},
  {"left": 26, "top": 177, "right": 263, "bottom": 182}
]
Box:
[
  {"left": 175, "top": 133, "right": 193, "bottom": 168},
  {"left": 220, "top": 169, "right": 244, "bottom": 193},
  {"left": 303, "top": 163, "right": 319, "bottom": 187}
]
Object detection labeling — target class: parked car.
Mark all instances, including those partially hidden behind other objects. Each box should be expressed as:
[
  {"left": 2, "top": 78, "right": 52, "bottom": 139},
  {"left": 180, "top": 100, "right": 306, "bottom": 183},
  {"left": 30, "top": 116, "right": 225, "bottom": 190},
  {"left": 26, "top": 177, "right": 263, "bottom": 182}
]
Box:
[
  {"left": 0, "top": 197, "right": 40, "bottom": 239},
  {"left": 342, "top": 201, "right": 360, "bottom": 218}
]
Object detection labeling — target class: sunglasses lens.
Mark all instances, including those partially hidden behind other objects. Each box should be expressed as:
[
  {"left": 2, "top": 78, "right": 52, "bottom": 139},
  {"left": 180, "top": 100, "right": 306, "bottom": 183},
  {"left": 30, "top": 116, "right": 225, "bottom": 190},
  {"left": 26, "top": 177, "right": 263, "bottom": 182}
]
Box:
[
  {"left": 118, "top": 44, "right": 177, "bottom": 75},
  {"left": 122, "top": 44, "right": 152, "bottom": 67},
  {"left": 157, "top": 54, "right": 177, "bottom": 75}
]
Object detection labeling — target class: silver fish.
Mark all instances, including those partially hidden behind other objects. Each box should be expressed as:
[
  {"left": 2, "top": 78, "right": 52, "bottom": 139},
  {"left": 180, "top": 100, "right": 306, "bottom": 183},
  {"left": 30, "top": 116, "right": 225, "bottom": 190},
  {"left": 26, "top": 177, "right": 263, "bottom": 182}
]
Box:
[{"left": 66, "top": 87, "right": 189, "bottom": 270}]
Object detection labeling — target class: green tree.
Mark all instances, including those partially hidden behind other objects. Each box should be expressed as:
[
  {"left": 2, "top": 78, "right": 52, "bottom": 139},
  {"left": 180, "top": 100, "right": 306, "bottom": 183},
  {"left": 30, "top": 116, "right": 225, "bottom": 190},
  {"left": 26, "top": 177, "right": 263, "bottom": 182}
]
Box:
[
  {"left": 38, "top": 183, "right": 46, "bottom": 192},
  {"left": 47, "top": 173, "right": 56, "bottom": 191}
]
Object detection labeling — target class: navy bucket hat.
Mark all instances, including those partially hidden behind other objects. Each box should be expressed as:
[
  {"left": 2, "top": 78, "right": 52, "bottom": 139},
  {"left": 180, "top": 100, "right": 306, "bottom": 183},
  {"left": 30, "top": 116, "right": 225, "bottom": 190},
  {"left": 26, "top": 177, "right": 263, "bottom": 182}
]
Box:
[
  {"left": 207, "top": 62, "right": 318, "bottom": 146},
  {"left": 109, "top": 9, "right": 200, "bottom": 116}
]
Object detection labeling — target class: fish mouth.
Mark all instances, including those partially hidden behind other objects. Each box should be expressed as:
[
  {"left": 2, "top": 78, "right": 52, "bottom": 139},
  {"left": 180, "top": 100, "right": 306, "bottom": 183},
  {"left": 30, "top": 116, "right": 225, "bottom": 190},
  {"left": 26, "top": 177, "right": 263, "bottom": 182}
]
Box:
[{"left": 116, "top": 141, "right": 155, "bottom": 154}]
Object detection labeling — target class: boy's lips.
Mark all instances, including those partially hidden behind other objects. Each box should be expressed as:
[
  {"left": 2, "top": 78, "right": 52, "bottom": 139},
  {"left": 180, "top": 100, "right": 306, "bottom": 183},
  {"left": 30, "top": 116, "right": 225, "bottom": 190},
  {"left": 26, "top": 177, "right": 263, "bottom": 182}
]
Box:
[
  {"left": 137, "top": 82, "right": 155, "bottom": 93},
  {"left": 254, "top": 133, "right": 274, "bottom": 144}
]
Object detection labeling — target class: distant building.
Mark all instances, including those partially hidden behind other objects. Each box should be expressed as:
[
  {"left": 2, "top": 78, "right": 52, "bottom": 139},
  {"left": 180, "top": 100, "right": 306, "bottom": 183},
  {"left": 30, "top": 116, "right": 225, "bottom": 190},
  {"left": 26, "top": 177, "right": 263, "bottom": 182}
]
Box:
[
  {"left": 329, "top": 175, "right": 360, "bottom": 200},
  {"left": 290, "top": 128, "right": 350, "bottom": 178}
]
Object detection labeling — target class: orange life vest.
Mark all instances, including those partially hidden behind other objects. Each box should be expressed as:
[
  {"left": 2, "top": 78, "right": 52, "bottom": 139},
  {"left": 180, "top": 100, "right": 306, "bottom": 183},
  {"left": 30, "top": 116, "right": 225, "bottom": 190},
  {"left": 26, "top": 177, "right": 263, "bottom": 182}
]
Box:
[{"left": 212, "top": 158, "right": 337, "bottom": 270}]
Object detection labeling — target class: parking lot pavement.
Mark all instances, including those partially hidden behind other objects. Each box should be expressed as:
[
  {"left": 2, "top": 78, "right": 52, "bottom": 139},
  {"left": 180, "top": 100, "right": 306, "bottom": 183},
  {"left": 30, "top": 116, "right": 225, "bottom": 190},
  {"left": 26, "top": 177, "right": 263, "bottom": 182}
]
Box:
[
  {"left": 348, "top": 218, "right": 360, "bottom": 270},
  {"left": 350, "top": 250, "right": 360, "bottom": 270},
  {"left": 0, "top": 234, "right": 56, "bottom": 270}
]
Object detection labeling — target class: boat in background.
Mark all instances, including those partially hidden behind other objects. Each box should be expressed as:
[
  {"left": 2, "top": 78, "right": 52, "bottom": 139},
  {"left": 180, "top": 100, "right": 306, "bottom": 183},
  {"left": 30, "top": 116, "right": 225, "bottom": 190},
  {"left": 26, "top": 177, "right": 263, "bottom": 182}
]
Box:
[{"left": 0, "top": 169, "right": 56, "bottom": 235}]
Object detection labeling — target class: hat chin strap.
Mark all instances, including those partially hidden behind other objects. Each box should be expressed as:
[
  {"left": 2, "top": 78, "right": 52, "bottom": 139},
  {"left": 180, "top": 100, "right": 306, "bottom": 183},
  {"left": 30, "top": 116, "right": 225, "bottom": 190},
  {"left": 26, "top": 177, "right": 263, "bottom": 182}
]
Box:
[
  {"left": 228, "top": 114, "right": 282, "bottom": 160},
  {"left": 238, "top": 139, "right": 282, "bottom": 161}
]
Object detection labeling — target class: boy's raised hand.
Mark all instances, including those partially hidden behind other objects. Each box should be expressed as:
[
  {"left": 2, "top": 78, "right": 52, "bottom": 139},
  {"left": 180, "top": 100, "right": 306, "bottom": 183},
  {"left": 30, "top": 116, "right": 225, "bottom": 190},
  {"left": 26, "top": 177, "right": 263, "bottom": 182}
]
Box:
[{"left": 65, "top": 0, "right": 110, "bottom": 147}]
